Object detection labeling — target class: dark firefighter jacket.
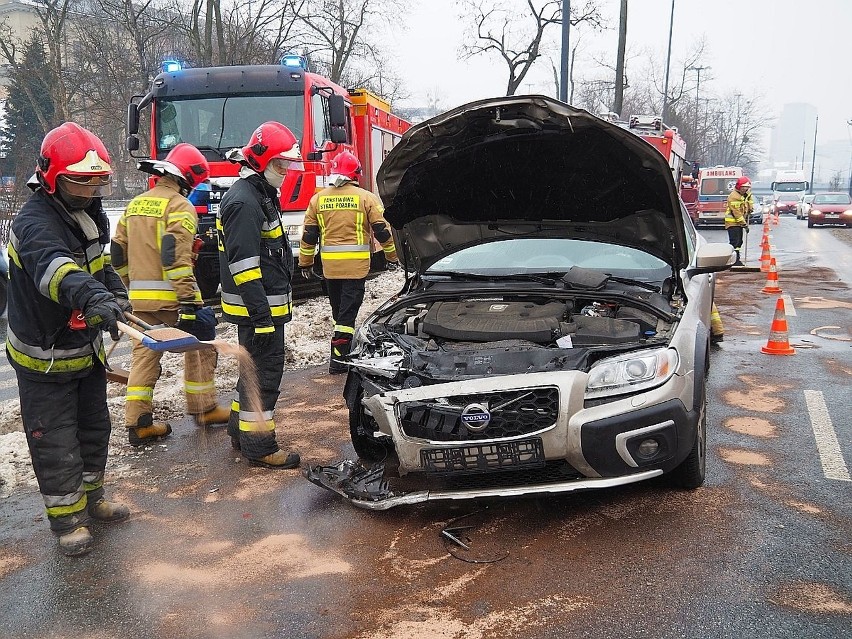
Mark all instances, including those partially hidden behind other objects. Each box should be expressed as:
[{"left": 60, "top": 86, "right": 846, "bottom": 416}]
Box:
[
  {"left": 216, "top": 173, "right": 293, "bottom": 327},
  {"left": 5, "top": 189, "right": 126, "bottom": 381}
]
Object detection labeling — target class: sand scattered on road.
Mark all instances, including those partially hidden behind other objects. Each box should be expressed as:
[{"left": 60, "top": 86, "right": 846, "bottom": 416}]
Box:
[
  {"left": 723, "top": 416, "right": 777, "bottom": 438},
  {"left": 138, "top": 533, "right": 351, "bottom": 588},
  {"left": 0, "top": 272, "right": 404, "bottom": 497},
  {"left": 772, "top": 581, "right": 852, "bottom": 614},
  {"left": 0, "top": 551, "right": 28, "bottom": 579},
  {"left": 721, "top": 375, "right": 790, "bottom": 413},
  {"left": 718, "top": 447, "right": 771, "bottom": 466},
  {"left": 358, "top": 594, "right": 592, "bottom": 639}
]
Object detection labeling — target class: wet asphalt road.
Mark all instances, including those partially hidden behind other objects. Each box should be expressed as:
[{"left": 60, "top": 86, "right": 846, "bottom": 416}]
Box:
[{"left": 0, "top": 215, "right": 850, "bottom": 639}]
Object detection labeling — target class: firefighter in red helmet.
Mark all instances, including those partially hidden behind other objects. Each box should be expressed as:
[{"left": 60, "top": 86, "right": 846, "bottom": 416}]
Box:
[
  {"left": 725, "top": 176, "right": 754, "bottom": 266},
  {"left": 5, "top": 122, "right": 130, "bottom": 556},
  {"left": 299, "top": 150, "right": 399, "bottom": 374},
  {"left": 111, "top": 143, "right": 231, "bottom": 446},
  {"left": 217, "top": 121, "right": 301, "bottom": 468}
]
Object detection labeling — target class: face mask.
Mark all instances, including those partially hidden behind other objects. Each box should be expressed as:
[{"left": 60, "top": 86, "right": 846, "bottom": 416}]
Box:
[
  {"left": 58, "top": 190, "right": 94, "bottom": 210},
  {"left": 263, "top": 164, "right": 285, "bottom": 189}
]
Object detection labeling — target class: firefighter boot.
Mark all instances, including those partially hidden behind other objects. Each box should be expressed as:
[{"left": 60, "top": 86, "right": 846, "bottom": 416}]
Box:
[
  {"left": 250, "top": 449, "right": 301, "bottom": 470},
  {"left": 58, "top": 526, "right": 94, "bottom": 557},
  {"left": 128, "top": 413, "right": 172, "bottom": 447},
  {"left": 195, "top": 404, "right": 231, "bottom": 427},
  {"left": 88, "top": 498, "right": 130, "bottom": 523},
  {"left": 329, "top": 333, "right": 352, "bottom": 375},
  {"left": 733, "top": 250, "right": 743, "bottom": 267}
]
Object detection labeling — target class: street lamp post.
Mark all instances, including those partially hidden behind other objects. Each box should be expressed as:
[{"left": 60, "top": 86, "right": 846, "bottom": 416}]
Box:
[
  {"left": 809, "top": 115, "right": 818, "bottom": 193},
  {"left": 687, "top": 65, "right": 710, "bottom": 146},
  {"left": 847, "top": 118, "right": 852, "bottom": 197},
  {"left": 661, "top": 0, "right": 676, "bottom": 122}
]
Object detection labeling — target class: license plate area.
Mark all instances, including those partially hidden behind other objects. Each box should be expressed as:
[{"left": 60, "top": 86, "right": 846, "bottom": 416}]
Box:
[{"left": 421, "top": 438, "right": 545, "bottom": 475}]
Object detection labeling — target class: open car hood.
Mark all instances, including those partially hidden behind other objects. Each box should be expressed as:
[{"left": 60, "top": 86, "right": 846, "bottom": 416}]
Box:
[{"left": 377, "top": 96, "right": 687, "bottom": 273}]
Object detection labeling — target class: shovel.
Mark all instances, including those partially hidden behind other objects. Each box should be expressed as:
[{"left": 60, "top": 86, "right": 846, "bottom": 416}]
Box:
[{"left": 117, "top": 312, "right": 216, "bottom": 353}]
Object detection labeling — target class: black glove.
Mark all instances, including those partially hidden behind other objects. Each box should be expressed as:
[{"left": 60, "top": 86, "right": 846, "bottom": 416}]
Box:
[
  {"left": 251, "top": 325, "right": 275, "bottom": 349},
  {"left": 114, "top": 292, "right": 132, "bottom": 314},
  {"left": 300, "top": 266, "right": 314, "bottom": 280},
  {"left": 176, "top": 304, "right": 200, "bottom": 334},
  {"left": 83, "top": 294, "right": 123, "bottom": 341},
  {"left": 744, "top": 225, "right": 750, "bottom": 233},
  {"left": 385, "top": 260, "right": 400, "bottom": 272}
]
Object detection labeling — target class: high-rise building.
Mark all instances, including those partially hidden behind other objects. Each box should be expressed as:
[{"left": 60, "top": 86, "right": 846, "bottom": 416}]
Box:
[{"left": 769, "top": 103, "right": 818, "bottom": 169}]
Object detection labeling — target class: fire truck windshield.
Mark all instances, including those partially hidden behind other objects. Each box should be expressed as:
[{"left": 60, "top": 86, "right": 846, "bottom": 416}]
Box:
[{"left": 156, "top": 94, "right": 305, "bottom": 155}]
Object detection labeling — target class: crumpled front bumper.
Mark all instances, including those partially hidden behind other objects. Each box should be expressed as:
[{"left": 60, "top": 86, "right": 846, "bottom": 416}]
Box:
[{"left": 305, "top": 369, "right": 696, "bottom": 509}]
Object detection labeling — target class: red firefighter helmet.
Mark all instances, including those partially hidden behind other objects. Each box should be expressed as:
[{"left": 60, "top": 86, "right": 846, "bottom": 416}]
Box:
[
  {"left": 331, "top": 150, "right": 361, "bottom": 180},
  {"left": 735, "top": 176, "right": 751, "bottom": 191},
  {"left": 36, "top": 122, "right": 112, "bottom": 195},
  {"left": 241, "top": 121, "right": 301, "bottom": 172},
  {"left": 138, "top": 143, "right": 210, "bottom": 190}
]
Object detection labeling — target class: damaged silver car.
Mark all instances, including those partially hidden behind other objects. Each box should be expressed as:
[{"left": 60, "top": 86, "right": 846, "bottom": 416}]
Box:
[{"left": 305, "top": 96, "right": 733, "bottom": 509}]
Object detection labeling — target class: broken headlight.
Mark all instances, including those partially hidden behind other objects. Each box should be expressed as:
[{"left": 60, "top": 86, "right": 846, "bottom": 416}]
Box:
[{"left": 584, "top": 347, "right": 678, "bottom": 399}]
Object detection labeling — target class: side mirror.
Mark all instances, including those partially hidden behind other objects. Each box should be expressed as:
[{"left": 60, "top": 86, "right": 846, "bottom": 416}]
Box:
[
  {"left": 127, "top": 103, "right": 139, "bottom": 135},
  {"left": 126, "top": 135, "right": 140, "bottom": 152},
  {"left": 328, "top": 94, "right": 349, "bottom": 144},
  {"left": 686, "top": 242, "right": 734, "bottom": 277},
  {"left": 770, "top": 182, "right": 776, "bottom": 190}
]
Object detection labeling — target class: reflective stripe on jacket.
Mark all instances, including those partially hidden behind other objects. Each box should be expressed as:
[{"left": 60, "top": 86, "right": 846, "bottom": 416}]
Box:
[
  {"left": 724, "top": 190, "right": 753, "bottom": 229},
  {"left": 217, "top": 174, "right": 293, "bottom": 326},
  {"left": 111, "top": 179, "right": 202, "bottom": 312},
  {"left": 5, "top": 189, "right": 123, "bottom": 380},
  {"left": 299, "top": 181, "right": 397, "bottom": 280}
]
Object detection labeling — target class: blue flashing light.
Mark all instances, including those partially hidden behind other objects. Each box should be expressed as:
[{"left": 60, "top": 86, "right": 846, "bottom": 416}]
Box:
[
  {"left": 162, "top": 60, "right": 182, "bottom": 73},
  {"left": 281, "top": 54, "right": 307, "bottom": 70}
]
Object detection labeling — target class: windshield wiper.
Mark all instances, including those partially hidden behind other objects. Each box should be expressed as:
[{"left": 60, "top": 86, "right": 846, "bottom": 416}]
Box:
[
  {"left": 194, "top": 145, "right": 227, "bottom": 160},
  {"left": 604, "top": 275, "right": 661, "bottom": 293},
  {"left": 425, "top": 270, "right": 558, "bottom": 285}
]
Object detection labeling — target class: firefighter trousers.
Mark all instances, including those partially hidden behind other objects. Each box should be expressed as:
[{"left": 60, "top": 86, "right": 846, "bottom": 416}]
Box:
[
  {"left": 727, "top": 226, "right": 744, "bottom": 251},
  {"left": 16, "top": 363, "right": 110, "bottom": 534},
  {"left": 326, "top": 277, "right": 365, "bottom": 348},
  {"left": 227, "top": 324, "right": 285, "bottom": 459},
  {"left": 124, "top": 309, "right": 218, "bottom": 427}
]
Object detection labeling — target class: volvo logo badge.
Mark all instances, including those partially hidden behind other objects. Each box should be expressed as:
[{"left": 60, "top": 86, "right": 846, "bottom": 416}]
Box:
[{"left": 460, "top": 403, "right": 491, "bottom": 432}]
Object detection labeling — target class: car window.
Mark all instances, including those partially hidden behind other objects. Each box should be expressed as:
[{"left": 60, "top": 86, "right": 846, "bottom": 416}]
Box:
[
  {"left": 813, "top": 194, "right": 852, "bottom": 205},
  {"left": 427, "top": 238, "right": 670, "bottom": 279}
]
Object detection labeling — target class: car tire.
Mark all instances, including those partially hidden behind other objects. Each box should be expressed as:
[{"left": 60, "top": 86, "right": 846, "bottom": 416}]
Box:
[
  {"left": 807, "top": 220, "right": 814, "bottom": 228},
  {"left": 349, "top": 389, "right": 393, "bottom": 463},
  {"left": 669, "top": 384, "right": 706, "bottom": 490},
  {"left": 0, "top": 273, "right": 6, "bottom": 317}
]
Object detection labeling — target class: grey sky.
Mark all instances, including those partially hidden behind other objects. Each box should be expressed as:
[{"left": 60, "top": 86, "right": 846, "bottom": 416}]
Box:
[{"left": 390, "top": 0, "right": 852, "bottom": 144}]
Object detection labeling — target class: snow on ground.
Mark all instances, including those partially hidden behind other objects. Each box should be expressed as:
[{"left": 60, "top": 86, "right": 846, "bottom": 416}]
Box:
[{"left": 0, "top": 271, "right": 404, "bottom": 497}]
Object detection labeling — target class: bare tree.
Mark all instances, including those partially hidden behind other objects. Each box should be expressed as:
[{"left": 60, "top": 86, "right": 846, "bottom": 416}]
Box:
[
  {"left": 296, "top": 0, "right": 406, "bottom": 85},
  {"left": 460, "top": 0, "right": 603, "bottom": 96}
]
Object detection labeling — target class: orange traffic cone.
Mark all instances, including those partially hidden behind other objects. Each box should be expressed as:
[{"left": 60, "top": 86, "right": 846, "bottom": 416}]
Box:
[
  {"left": 761, "top": 257, "right": 782, "bottom": 294},
  {"left": 761, "top": 298, "right": 795, "bottom": 355},
  {"left": 759, "top": 240, "right": 772, "bottom": 272}
]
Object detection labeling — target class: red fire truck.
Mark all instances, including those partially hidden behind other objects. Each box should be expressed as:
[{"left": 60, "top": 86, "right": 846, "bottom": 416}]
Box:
[
  {"left": 624, "top": 114, "right": 688, "bottom": 184},
  {"left": 126, "top": 56, "right": 411, "bottom": 298}
]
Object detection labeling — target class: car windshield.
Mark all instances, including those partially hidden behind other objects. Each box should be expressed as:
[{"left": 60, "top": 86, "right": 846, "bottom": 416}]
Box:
[
  {"left": 777, "top": 194, "right": 800, "bottom": 202},
  {"left": 775, "top": 181, "right": 807, "bottom": 192},
  {"left": 699, "top": 177, "right": 737, "bottom": 196},
  {"left": 426, "top": 238, "right": 670, "bottom": 280},
  {"left": 813, "top": 194, "right": 852, "bottom": 205},
  {"left": 804, "top": 195, "right": 815, "bottom": 203},
  {"left": 156, "top": 94, "right": 305, "bottom": 154}
]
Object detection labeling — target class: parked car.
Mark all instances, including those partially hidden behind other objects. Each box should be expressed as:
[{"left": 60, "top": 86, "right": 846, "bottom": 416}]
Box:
[
  {"left": 773, "top": 192, "right": 800, "bottom": 216},
  {"left": 807, "top": 192, "right": 852, "bottom": 228},
  {"left": 797, "top": 194, "right": 816, "bottom": 220},
  {"left": 305, "top": 96, "right": 734, "bottom": 509},
  {"left": 749, "top": 196, "right": 770, "bottom": 224}
]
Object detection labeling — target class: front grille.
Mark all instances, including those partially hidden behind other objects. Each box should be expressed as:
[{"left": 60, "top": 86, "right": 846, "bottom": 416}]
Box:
[
  {"left": 421, "top": 438, "right": 545, "bottom": 475},
  {"left": 399, "top": 387, "right": 559, "bottom": 442}
]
